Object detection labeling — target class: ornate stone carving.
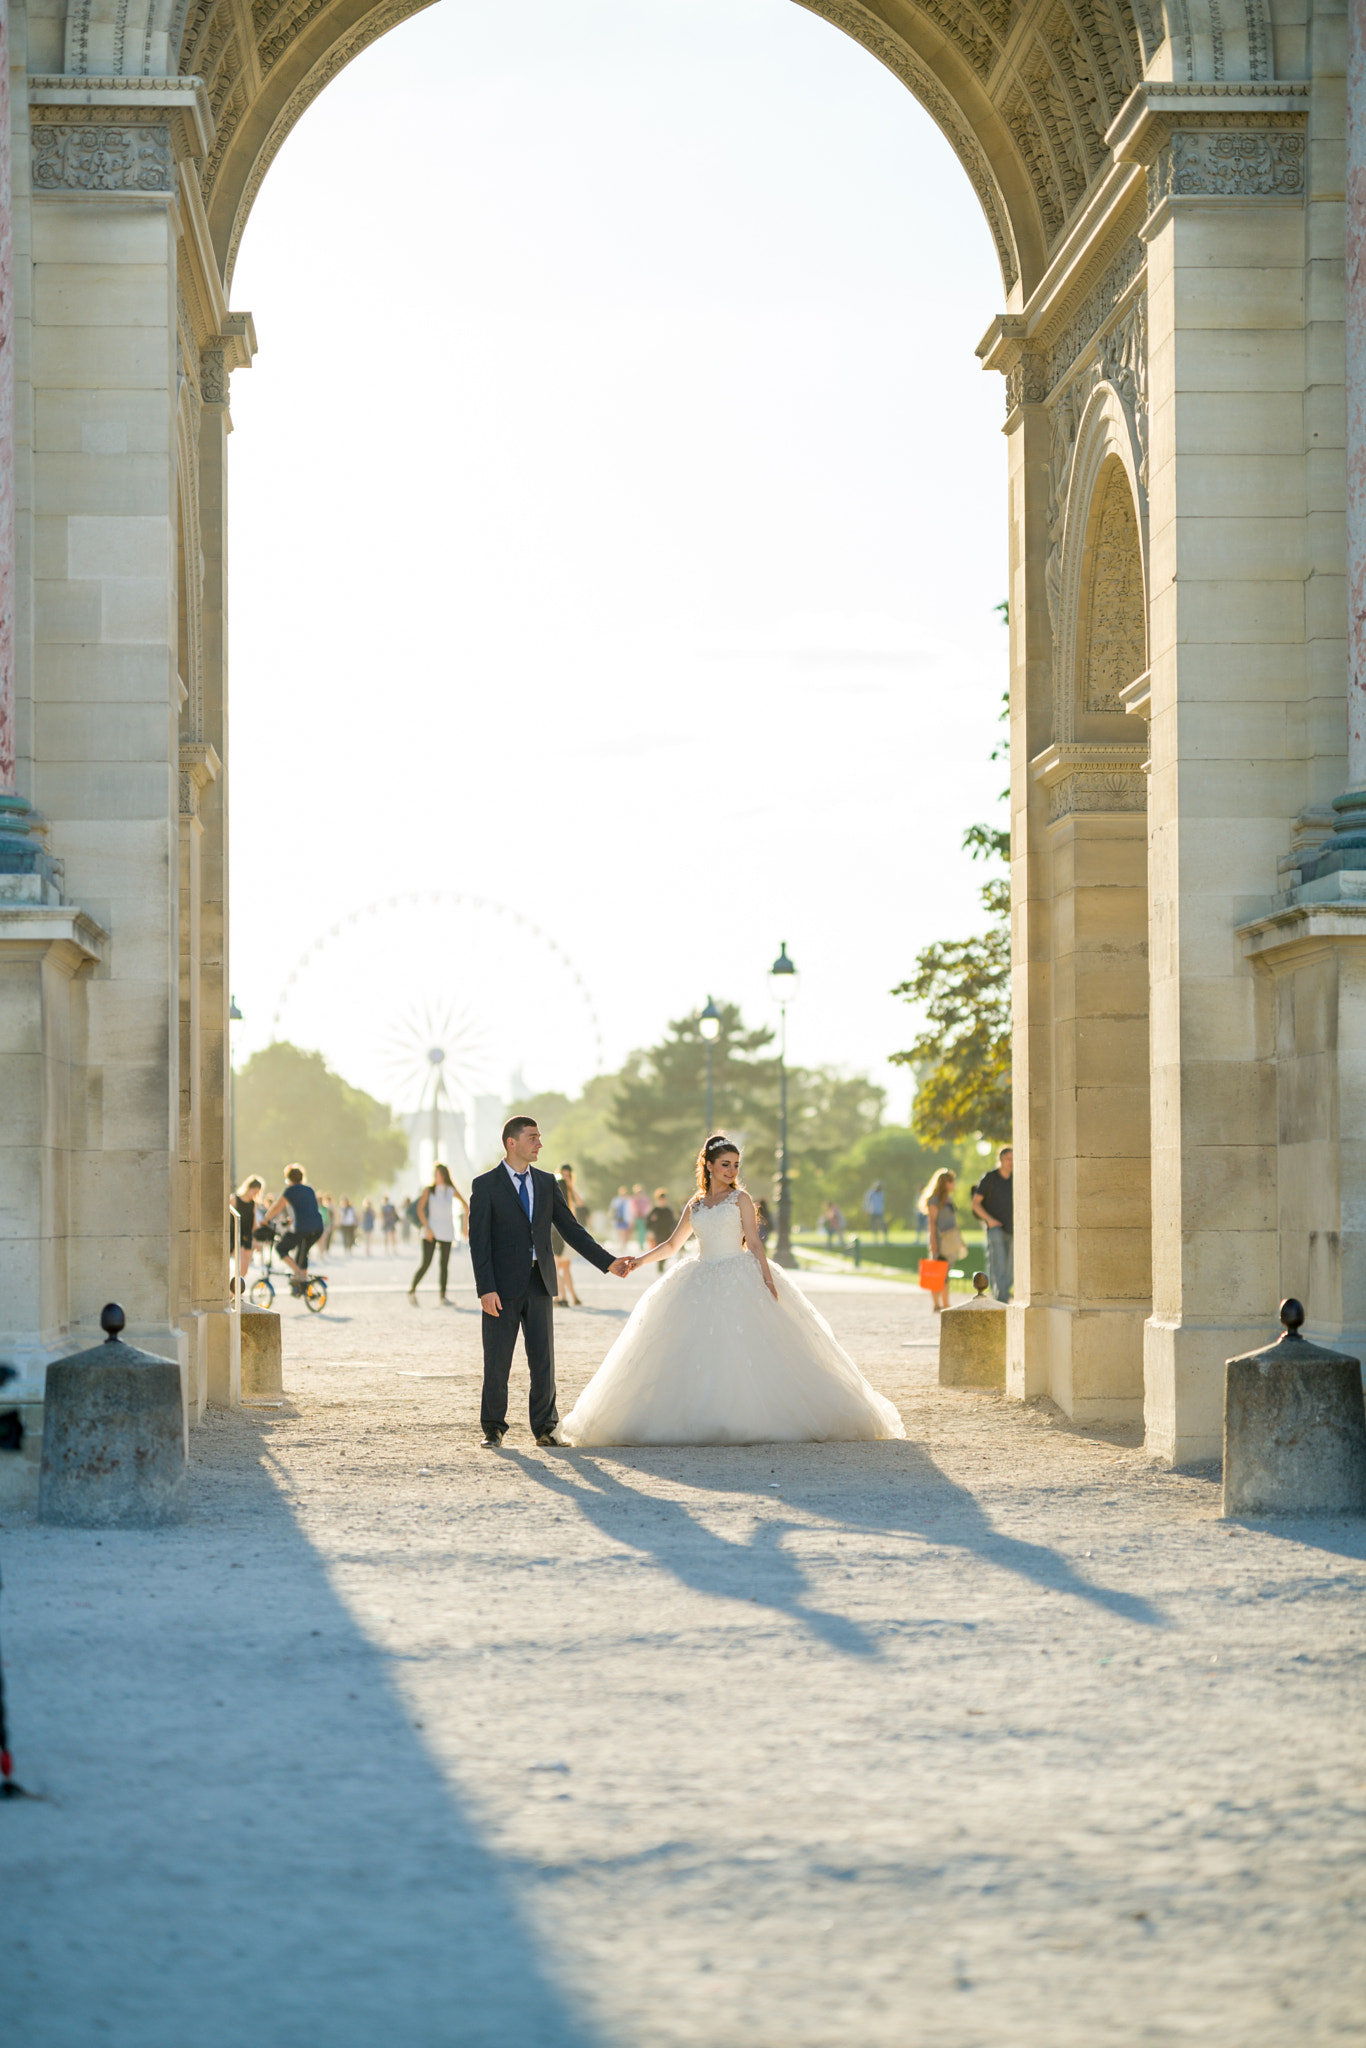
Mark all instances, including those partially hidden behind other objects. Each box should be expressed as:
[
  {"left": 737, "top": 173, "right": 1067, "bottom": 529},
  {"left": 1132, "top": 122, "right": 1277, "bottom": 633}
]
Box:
[
  {"left": 1045, "top": 236, "right": 1145, "bottom": 394},
  {"left": 790, "top": 0, "right": 1020, "bottom": 292},
  {"left": 1100, "top": 294, "right": 1148, "bottom": 491},
  {"left": 1081, "top": 463, "right": 1146, "bottom": 712},
  {"left": 1001, "top": 83, "right": 1064, "bottom": 242},
  {"left": 1005, "top": 353, "right": 1048, "bottom": 413},
  {"left": 199, "top": 346, "right": 229, "bottom": 406},
  {"left": 258, "top": 0, "right": 330, "bottom": 72},
  {"left": 918, "top": 0, "right": 999, "bottom": 78},
  {"left": 1148, "top": 128, "right": 1306, "bottom": 207},
  {"left": 1045, "top": 372, "right": 1092, "bottom": 644},
  {"left": 1032, "top": 742, "right": 1148, "bottom": 821},
  {"left": 178, "top": 741, "right": 219, "bottom": 818},
  {"left": 31, "top": 121, "right": 173, "bottom": 192},
  {"left": 1048, "top": 768, "right": 1147, "bottom": 820}
]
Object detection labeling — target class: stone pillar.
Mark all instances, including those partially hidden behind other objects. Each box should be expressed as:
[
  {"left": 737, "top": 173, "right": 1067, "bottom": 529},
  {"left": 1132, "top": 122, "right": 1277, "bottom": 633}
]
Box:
[
  {"left": 977, "top": 318, "right": 1055, "bottom": 1403},
  {"left": 1348, "top": 0, "right": 1366, "bottom": 783},
  {"left": 980, "top": 281, "right": 1152, "bottom": 1428},
  {"left": 1111, "top": 87, "right": 1313, "bottom": 1460},
  {"left": 18, "top": 76, "right": 211, "bottom": 1362}
]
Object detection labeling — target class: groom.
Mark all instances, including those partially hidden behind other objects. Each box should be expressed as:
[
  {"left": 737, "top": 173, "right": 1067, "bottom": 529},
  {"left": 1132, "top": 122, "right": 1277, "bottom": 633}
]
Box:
[{"left": 468, "top": 1116, "right": 633, "bottom": 1447}]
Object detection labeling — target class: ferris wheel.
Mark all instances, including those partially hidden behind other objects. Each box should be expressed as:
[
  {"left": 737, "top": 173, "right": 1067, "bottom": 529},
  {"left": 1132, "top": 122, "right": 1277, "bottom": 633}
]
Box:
[{"left": 267, "top": 890, "right": 606, "bottom": 1078}]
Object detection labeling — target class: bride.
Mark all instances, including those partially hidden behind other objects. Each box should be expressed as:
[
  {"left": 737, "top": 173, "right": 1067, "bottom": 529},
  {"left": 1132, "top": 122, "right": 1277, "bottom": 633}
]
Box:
[{"left": 561, "top": 1134, "right": 905, "bottom": 1446}]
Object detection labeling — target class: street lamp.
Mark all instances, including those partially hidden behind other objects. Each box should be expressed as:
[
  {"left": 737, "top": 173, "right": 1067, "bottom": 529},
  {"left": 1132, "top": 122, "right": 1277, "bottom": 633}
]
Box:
[
  {"left": 699, "top": 997, "right": 721, "bottom": 1131},
  {"left": 768, "top": 943, "right": 799, "bottom": 1268},
  {"left": 228, "top": 995, "right": 242, "bottom": 1189}
]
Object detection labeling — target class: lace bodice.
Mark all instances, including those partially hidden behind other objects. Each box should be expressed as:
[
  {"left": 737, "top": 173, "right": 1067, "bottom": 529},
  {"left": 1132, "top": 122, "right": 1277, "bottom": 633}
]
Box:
[{"left": 690, "top": 1190, "right": 747, "bottom": 1261}]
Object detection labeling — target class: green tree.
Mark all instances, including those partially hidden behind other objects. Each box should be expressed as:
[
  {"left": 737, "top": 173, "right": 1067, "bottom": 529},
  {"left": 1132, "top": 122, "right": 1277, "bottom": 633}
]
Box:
[
  {"left": 234, "top": 1041, "right": 410, "bottom": 1199},
  {"left": 607, "top": 1001, "right": 784, "bottom": 1199},
  {"left": 504, "top": 1005, "right": 887, "bottom": 1225}
]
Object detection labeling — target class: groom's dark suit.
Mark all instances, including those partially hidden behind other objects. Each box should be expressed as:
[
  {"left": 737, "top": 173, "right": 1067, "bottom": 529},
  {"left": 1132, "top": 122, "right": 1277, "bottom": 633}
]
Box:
[{"left": 468, "top": 1163, "right": 615, "bottom": 1437}]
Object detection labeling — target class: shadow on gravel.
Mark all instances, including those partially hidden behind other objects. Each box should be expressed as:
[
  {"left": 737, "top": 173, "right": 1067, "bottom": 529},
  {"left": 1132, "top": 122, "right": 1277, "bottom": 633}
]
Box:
[
  {"left": 7, "top": 1412, "right": 601, "bottom": 2048},
  {"left": 507, "top": 1449, "right": 879, "bottom": 1656},
  {"left": 1227, "top": 1516, "right": 1366, "bottom": 1562},
  {"left": 511, "top": 1441, "right": 1166, "bottom": 1650}
]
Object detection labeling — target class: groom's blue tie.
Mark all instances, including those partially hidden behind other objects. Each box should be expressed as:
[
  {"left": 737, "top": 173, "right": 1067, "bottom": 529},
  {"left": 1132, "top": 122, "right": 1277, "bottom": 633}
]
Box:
[{"left": 515, "top": 1171, "right": 533, "bottom": 1223}]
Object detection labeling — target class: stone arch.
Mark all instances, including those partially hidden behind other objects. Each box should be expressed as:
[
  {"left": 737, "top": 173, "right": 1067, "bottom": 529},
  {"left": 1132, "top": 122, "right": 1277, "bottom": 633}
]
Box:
[
  {"left": 1054, "top": 380, "right": 1147, "bottom": 746},
  {"left": 40, "top": 0, "right": 1280, "bottom": 304}
]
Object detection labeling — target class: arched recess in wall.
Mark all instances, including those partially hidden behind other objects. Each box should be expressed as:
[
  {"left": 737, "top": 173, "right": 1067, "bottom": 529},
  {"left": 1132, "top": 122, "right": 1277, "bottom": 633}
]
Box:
[{"left": 1054, "top": 381, "right": 1148, "bottom": 747}]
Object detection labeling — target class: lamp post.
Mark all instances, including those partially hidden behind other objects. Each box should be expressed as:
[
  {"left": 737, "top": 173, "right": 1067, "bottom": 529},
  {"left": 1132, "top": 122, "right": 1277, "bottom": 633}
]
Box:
[
  {"left": 768, "top": 943, "right": 798, "bottom": 1268},
  {"left": 699, "top": 997, "right": 721, "bottom": 1131},
  {"left": 228, "top": 995, "right": 242, "bottom": 1189}
]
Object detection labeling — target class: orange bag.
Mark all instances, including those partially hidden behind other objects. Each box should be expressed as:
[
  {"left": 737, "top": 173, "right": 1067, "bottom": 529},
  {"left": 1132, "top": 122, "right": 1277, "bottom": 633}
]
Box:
[{"left": 919, "top": 1258, "right": 948, "bottom": 1292}]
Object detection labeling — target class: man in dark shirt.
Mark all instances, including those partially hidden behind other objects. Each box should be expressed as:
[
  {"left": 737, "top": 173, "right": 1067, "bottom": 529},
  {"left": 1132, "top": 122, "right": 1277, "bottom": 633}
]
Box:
[
  {"left": 261, "top": 1163, "right": 325, "bottom": 1282},
  {"left": 972, "top": 1146, "right": 1014, "bottom": 1301}
]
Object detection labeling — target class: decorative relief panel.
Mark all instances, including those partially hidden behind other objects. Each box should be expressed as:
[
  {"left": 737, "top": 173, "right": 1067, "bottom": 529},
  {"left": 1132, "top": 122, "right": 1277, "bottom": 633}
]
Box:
[
  {"left": 1045, "top": 237, "right": 1145, "bottom": 395},
  {"left": 918, "top": 0, "right": 999, "bottom": 78},
  {"left": 1081, "top": 463, "right": 1145, "bottom": 712},
  {"left": 1148, "top": 127, "right": 1306, "bottom": 205},
  {"left": 1048, "top": 766, "right": 1147, "bottom": 821},
  {"left": 31, "top": 120, "right": 173, "bottom": 191},
  {"left": 258, "top": 0, "right": 330, "bottom": 70},
  {"left": 1001, "top": 84, "right": 1064, "bottom": 241}
]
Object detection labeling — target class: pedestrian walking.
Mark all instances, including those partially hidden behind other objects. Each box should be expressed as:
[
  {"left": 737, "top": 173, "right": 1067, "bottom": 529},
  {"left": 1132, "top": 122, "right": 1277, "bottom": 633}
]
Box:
[
  {"left": 339, "top": 1200, "right": 357, "bottom": 1254},
  {"left": 361, "top": 1200, "right": 376, "bottom": 1256},
  {"left": 631, "top": 1185, "right": 651, "bottom": 1251},
  {"left": 233, "top": 1175, "right": 262, "bottom": 1295},
  {"left": 972, "top": 1145, "right": 1014, "bottom": 1301},
  {"left": 403, "top": 1194, "right": 419, "bottom": 1245},
  {"left": 319, "top": 1192, "right": 335, "bottom": 1255},
  {"left": 408, "top": 1162, "right": 468, "bottom": 1306},
  {"left": 919, "top": 1168, "right": 965, "bottom": 1314},
  {"left": 864, "top": 1180, "right": 888, "bottom": 1242},
  {"left": 821, "top": 1201, "right": 846, "bottom": 1250},
  {"left": 755, "top": 1197, "right": 773, "bottom": 1245},
  {"left": 610, "top": 1187, "right": 632, "bottom": 1253},
  {"left": 645, "top": 1187, "right": 677, "bottom": 1273},
  {"left": 381, "top": 1197, "right": 398, "bottom": 1254},
  {"left": 553, "top": 1164, "right": 586, "bottom": 1305}
]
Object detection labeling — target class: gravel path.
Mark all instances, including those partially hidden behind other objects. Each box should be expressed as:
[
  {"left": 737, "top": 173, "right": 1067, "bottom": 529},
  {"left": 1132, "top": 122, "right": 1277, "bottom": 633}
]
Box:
[{"left": 5, "top": 1248, "right": 1365, "bottom": 2046}]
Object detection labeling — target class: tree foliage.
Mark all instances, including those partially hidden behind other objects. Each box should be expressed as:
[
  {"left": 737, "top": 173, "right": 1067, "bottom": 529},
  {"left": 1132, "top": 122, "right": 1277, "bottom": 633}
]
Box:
[
  {"left": 234, "top": 1041, "right": 410, "bottom": 1199},
  {"left": 504, "top": 1003, "right": 886, "bottom": 1224}
]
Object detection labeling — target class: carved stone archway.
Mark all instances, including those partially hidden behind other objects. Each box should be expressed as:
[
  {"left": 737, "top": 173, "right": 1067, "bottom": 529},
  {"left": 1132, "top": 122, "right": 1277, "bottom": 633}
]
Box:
[{"left": 0, "top": 0, "right": 1342, "bottom": 1475}]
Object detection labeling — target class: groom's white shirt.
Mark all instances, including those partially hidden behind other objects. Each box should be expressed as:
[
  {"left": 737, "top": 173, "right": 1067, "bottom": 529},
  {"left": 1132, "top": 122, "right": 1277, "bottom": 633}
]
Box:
[{"left": 502, "top": 1159, "right": 536, "bottom": 1219}]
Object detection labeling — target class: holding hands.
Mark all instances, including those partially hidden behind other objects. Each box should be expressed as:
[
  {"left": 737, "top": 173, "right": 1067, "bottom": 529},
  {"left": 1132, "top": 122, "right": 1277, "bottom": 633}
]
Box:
[{"left": 609, "top": 1256, "right": 636, "bottom": 1277}]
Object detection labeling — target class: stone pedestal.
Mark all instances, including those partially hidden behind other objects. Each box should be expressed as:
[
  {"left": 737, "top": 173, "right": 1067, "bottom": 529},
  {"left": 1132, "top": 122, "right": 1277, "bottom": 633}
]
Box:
[
  {"left": 240, "top": 1310, "right": 282, "bottom": 1398},
  {"left": 39, "top": 1312, "right": 187, "bottom": 1526},
  {"left": 1224, "top": 1303, "right": 1366, "bottom": 1517},
  {"left": 939, "top": 1296, "right": 1007, "bottom": 1388}
]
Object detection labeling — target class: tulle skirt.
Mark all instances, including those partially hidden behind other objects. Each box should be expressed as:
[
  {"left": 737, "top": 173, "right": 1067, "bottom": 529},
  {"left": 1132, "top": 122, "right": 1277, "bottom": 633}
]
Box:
[{"left": 561, "top": 1251, "right": 905, "bottom": 1446}]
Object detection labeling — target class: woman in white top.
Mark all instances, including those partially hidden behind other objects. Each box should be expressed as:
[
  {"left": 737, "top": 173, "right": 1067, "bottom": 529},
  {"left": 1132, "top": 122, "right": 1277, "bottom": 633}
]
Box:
[{"left": 408, "top": 1161, "right": 468, "bottom": 1306}]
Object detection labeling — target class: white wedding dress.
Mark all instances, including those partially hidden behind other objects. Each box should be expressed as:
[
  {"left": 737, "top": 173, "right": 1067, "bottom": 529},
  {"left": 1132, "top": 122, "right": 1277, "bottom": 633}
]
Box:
[{"left": 561, "top": 1191, "right": 905, "bottom": 1446}]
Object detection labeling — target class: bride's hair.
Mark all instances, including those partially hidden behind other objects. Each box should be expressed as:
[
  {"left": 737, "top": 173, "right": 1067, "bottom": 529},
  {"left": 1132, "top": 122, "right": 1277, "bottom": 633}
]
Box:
[{"left": 696, "top": 1132, "right": 741, "bottom": 1194}]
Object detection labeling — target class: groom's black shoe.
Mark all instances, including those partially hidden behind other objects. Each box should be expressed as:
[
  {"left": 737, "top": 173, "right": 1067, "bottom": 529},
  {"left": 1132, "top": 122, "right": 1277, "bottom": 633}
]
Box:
[
  {"left": 481, "top": 1427, "right": 506, "bottom": 1448},
  {"left": 535, "top": 1430, "right": 563, "bottom": 1447}
]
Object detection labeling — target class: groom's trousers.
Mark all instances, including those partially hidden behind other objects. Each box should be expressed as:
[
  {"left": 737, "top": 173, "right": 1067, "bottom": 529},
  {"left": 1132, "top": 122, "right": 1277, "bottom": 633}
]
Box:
[{"left": 480, "top": 1269, "right": 557, "bottom": 1437}]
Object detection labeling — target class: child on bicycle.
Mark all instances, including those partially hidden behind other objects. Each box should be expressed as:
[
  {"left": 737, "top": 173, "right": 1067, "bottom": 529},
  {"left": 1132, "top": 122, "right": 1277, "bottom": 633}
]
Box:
[{"left": 260, "top": 1164, "right": 325, "bottom": 1289}]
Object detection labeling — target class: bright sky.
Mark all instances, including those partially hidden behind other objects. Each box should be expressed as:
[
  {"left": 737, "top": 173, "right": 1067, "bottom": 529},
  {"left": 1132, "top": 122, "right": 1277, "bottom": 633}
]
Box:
[{"left": 227, "top": 0, "right": 1007, "bottom": 1124}]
